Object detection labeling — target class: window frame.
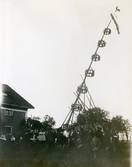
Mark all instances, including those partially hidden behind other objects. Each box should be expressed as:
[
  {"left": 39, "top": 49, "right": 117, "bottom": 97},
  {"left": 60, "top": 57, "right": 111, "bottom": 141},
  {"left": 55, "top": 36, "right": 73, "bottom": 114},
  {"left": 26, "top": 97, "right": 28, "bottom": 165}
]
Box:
[{"left": 3, "top": 109, "right": 13, "bottom": 116}]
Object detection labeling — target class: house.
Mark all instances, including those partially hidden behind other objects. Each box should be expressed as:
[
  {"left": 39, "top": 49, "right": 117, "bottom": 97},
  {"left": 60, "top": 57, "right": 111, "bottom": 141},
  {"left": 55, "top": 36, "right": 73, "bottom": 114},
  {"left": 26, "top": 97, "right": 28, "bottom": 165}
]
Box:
[{"left": 0, "top": 84, "right": 34, "bottom": 134}]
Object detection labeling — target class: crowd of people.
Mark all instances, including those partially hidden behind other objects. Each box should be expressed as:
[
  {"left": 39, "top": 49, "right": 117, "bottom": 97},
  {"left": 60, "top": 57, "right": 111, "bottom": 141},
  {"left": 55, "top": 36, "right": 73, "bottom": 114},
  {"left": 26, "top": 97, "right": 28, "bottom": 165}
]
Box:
[
  {"left": 0, "top": 126, "right": 130, "bottom": 167},
  {"left": 0, "top": 126, "right": 122, "bottom": 157}
]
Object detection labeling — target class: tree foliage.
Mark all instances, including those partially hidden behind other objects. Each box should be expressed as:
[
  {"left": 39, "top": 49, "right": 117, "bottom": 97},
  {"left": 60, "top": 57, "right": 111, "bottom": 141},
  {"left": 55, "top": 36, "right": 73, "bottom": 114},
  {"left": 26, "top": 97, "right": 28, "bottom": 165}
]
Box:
[
  {"left": 111, "top": 115, "right": 131, "bottom": 133},
  {"left": 77, "top": 107, "right": 110, "bottom": 133},
  {"left": 26, "top": 117, "right": 43, "bottom": 131},
  {"left": 75, "top": 107, "right": 131, "bottom": 139},
  {"left": 20, "top": 115, "right": 56, "bottom": 133},
  {"left": 42, "top": 115, "right": 56, "bottom": 130}
]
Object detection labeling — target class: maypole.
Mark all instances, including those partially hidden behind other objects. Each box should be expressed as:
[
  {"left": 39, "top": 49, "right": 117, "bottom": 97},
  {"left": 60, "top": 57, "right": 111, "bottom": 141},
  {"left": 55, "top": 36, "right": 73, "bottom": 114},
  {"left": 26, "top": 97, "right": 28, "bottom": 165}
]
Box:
[{"left": 62, "top": 7, "right": 120, "bottom": 129}]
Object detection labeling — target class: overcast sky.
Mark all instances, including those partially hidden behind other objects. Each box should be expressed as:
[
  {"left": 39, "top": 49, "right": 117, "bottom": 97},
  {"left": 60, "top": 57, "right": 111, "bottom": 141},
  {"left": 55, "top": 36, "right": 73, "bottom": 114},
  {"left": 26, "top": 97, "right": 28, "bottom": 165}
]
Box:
[{"left": 0, "top": 0, "right": 132, "bottom": 127}]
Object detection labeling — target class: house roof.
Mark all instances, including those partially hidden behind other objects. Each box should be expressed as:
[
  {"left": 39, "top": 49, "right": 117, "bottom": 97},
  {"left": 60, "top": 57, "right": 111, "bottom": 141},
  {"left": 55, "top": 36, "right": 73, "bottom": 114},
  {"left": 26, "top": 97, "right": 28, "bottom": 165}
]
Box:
[{"left": 1, "top": 84, "right": 34, "bottom": 109}]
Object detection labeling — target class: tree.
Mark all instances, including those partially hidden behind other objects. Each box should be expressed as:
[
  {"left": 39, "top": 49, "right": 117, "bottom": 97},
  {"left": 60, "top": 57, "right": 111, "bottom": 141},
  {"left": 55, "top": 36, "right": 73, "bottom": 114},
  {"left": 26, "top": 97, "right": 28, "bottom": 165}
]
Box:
[
  {"left": 26, "top": 117, "right": 43, "bottom": 131},
  {"left": 111, "top": 115, "right": 131, "bottom": 137},
  {"left": 77, "top": 107, "right": 110, "bottom": 133},
  {"left": 42, "top": 115, "right": 56, "bottom": 130}
]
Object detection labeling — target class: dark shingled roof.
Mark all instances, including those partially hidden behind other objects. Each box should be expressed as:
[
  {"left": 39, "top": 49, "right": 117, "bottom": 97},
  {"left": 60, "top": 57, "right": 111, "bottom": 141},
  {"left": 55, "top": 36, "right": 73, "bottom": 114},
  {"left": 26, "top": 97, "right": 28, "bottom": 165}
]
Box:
[{"left": 1, "top": 84, "right": 34, "bottom": 109}]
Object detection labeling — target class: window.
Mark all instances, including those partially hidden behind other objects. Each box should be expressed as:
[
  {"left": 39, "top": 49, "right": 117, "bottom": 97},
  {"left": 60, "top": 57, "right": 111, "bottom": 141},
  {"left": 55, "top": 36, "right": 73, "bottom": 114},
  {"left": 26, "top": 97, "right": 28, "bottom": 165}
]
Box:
[{"left": 4, "top": 109, "right": 13, "bottom": 116}]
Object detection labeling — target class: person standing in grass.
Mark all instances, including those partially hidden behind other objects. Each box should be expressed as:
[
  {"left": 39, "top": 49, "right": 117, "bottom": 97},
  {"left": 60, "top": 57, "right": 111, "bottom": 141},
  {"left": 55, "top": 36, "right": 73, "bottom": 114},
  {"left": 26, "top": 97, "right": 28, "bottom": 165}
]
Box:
[{"left": 91, "top": 133, "right": 101, "bottom": 160}]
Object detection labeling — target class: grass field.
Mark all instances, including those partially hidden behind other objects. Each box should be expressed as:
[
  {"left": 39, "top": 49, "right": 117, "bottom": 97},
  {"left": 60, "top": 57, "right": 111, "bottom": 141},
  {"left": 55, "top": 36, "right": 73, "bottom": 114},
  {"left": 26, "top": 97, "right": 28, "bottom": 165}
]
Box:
[{"left": 0, "top": 140, "right": 131, "bottom": 167}]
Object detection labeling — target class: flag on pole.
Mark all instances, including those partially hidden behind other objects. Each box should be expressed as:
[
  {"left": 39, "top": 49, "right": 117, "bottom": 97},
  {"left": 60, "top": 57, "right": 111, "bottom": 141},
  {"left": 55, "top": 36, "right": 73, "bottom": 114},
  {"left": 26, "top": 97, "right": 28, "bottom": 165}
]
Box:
[
  {"left": 110, "top": 13, "right": 120, "bottom": 34},
  {"left": 116, "top": 6, "right": 120, "bottom": 12}
]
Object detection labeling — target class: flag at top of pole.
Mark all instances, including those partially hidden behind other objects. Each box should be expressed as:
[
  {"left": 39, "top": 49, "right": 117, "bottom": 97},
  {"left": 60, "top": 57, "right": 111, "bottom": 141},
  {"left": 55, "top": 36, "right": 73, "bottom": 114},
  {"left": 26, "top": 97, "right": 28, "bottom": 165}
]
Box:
[
  {"left": 115, "top": 6, "right": 120, "bottom": 12},
  {"left": 111, "top": 6, "right": 120, "bottom": 34}
]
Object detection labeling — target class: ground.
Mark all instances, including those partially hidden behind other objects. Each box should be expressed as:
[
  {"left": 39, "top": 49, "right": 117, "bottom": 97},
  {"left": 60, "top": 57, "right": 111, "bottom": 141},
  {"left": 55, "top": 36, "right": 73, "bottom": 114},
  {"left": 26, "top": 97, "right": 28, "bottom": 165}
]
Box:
[{"left": 0, "top": 140, "right": 131, "bottom": 167}]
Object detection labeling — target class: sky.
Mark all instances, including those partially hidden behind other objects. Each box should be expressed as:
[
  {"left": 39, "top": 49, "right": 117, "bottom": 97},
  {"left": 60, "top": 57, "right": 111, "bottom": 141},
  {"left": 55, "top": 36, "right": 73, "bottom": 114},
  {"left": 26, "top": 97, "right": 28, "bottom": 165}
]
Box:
[{"left": 0, "top": 0, "right": 132, "bottom": 128}]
